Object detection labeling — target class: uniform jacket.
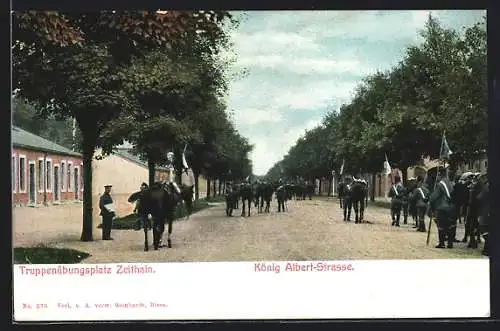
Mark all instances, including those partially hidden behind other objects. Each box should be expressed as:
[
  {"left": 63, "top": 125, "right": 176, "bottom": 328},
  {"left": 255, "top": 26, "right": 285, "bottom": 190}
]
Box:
[
  {"left": 388, "top": 182, "right": 405, "bottom": 205},
  {"left": 409, "top": 184, "right": 430, "bottom": 209},
  {"left": 99, "top": 193, "right": 114, "bottom": 217},
  {"left": 429, "top": 178, "right": 455, "bottom": 213}
]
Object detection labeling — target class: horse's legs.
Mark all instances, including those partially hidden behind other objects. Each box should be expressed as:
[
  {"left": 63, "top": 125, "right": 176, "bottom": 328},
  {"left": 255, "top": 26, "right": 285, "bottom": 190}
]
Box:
[
  {"left": 153, "top": 219, "right": 161, "bottom": 250},
  {"left": 354, "top": 201, "right": 360, "bottom": 223},
  {"left": 144, "top": 224, "right": 149, "bottom": 251},
  {"left": 339, "top": 198, "right": 343, "bottom": 209},
  {"left": 167, "top": 218, "right": 173, "bottom": 248},
  {"left": 247, "top": 198, "right": 251, "bottom": 217},
  {"left": 266, "top": 199, "right": 271, "bottom": 212},
  {"left": 241, "top": 200, "right": 245, "bottom": 216},
  {"left": 259, "top": 198, "right": 264, "bottom": 213}
]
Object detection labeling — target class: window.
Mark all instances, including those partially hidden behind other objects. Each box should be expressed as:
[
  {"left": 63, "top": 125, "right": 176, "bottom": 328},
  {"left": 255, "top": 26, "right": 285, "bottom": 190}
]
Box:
[
  {"left": 68, "top": 162, "right": 73, "bottom": 191},
  {"left": 46, "top": 160, "right": 52, "bottom": 191},
  {"left": 61, "top": 162, "right": 66, "bottom": 191},
  {"left": 38, "top": 159, "right": 44, "bottom": 191},
  {"left": 19, "top": 156, "right": 26, "bottom": 192},
  {"left": 12, "top": 155, "right": 16, "bottom": 193}
]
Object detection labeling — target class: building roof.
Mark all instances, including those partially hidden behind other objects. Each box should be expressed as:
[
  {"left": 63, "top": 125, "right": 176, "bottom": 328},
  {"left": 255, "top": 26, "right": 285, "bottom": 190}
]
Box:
[
  {"left": 12, "top": 126, "right": 82, "bottom": 157},
  {"left": 114, "top": 148, "right": 170, "bottom": 171}
]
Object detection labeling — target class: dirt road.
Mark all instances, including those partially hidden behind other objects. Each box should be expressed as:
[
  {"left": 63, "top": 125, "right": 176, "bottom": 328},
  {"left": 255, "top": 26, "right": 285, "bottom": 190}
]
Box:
[{"left": 13, "top": 197, "right": 485, "bottom": 263}]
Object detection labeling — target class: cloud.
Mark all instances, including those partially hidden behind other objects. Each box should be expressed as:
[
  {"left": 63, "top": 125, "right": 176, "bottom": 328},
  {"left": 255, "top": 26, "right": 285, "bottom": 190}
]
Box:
[
  {"left": 250, "top": 119, "right": 321, "bottom": 175},
  {"left": 236, "top": 56, "right": 376, "bottom": 76},
  {"left": 226, "top": 11, "right": 485, "bottom": 176},
  {"left": 232, "top": 108, "right": 283, "bottom": 125}
]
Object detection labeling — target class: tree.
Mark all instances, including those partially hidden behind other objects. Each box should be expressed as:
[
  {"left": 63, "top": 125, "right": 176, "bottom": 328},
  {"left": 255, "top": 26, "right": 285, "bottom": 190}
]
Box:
[
  {"left": 12, "top": 11, "right": 233, "bottom": 241},
  {"left": 267, "top": 15, "right": 487, "bottom": 186}
]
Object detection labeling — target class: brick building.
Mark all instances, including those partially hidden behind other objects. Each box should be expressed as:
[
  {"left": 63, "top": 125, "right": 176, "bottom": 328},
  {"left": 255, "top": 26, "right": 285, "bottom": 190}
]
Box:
[{"left": 12, "top": 126, "right": 83, "bottom": 207}]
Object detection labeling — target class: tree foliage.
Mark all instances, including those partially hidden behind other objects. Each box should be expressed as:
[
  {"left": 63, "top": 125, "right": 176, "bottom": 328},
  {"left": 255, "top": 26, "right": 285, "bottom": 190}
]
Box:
[
  {"left": 266, "top": 15, "right": 487, "bottom": 184},
  {"left": 12, "top": 10, "right": 250, "bottom": 242}
]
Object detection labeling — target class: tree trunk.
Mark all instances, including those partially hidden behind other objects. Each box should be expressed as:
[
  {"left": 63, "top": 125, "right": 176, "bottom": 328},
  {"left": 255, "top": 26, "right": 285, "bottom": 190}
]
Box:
[
  {"left": 206, "top": 178, "right": 211, "bottom": 198},
  {"left": 371, "top": 173, "right": 376, "bottom": 202},
  {"left": 147, "top": 159, "right": 156, "bottom": 187},
  {"left": 218, "top": 180, "right": 222, "bottom": 195},
  {"left": 318, "top": 179, "right": 322, "bottom": 196},
  {"left": 213, "top": 179, "right": 217, "bottom": 196},
  {"left": 80, "top": 140, "right": 95, "bottom": 242},
  {"left": 194, "top": 172, "right": 200, "bottom": 200},
  {"left": 401, "top": 167, "right": 408, "bottom": 185}
]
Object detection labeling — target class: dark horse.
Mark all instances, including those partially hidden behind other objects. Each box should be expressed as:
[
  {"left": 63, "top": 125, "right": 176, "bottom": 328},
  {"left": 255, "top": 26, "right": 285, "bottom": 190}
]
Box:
[
  {"left": 337, "top": 181, "right": 349, "bottom": 209},
  {"left": 461, "top": 177, "right": 484, "bottom": 248},
  {"left": 276, "top": 184, "right": 291, "bottom": 212},
  {"left": 225, "top": 184, "right": 239, "bottom": 217},
  {"left": 255, "top": 182, "right": 274, "bottom": 213},
  {"left": 129, "top": 182, "right": 194, "bottom": 251},
  {"left": 238, "top": 182, "right": 254, "bottom": 217},
  {"left": 351, "top": 180, "right": 368, "bottom": 223}
]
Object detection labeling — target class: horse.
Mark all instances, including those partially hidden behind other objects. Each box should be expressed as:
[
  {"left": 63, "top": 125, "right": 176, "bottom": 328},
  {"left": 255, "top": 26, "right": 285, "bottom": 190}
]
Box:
[
  {"left": 351, "top": 179, "right": 368, "bottom": 223},
  {"left": 305, "top": 182, "right": 315, "bottom": 200},
  {"left": 337, "top": 181, "right": 348, "bottom": 209},
  {"left": 276, "top": 184, "right": 290, "bottom": 212},
  {"left": 255, "top": 181, "right": 274, "bottom": 213},
  {"left": 454, "top": 172, "right": 474, "bottom": 224},
  {"left": 461, "top": 177, "right": 484, "bottom": 248},
  {"left": 129, "top": 182, "right": 194, "bottom": 251},
  {"left": 225, "top": 184, "right": 239, "bottom": 217}
]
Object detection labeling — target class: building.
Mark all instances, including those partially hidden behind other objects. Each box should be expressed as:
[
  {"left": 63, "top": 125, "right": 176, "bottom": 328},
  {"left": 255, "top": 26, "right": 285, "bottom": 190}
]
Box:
[
  {"left": 12, "top": 126, "right": 83, "bottom": 207},
  {"left": 92, "top": 147, "right": 208, "bottom": 220}
]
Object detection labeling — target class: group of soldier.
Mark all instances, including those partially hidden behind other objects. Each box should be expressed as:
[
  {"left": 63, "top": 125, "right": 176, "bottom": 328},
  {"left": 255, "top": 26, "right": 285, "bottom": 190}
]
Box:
[
  {"left": 383, "top": 168, "right": 489, "bottom": 255},
  {"left": 337, "top": 168, "right": 489, "bottom": 256}
]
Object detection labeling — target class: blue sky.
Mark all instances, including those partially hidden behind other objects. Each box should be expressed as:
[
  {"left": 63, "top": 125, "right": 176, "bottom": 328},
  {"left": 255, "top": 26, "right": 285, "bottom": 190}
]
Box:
[{"left": 224, "top": 10, "right": 485, "bottom": 176}]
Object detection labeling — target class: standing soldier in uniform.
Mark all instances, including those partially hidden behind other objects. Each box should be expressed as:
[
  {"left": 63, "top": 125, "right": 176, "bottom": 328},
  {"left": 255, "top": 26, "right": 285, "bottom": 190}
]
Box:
[
  {"left": 388, "top": 175, "right": 405, "bottom": 227},
  {"left": 99, "top": 184, "right": 115, "bottom": 240},
  {"left": 409, "top": 176, "right": 429, "bottom": 232},
  {"left": 428, "top": 168, "right": 456, "bottom": 248},
  {"left": 401, "top": 180, "right": 410, "bottom": 225},
  {"left": 342, "top": 175, "right": 353, "bottom": 222}
]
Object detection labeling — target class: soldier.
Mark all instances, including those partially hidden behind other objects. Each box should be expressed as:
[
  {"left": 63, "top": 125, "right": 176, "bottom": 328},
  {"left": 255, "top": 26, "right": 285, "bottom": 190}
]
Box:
[
  {"left": 409, "top": 176, "right": 429, "bottom": 232},
  {"left": 428, "top": 168, "right": 456, "bottom": 248},
  {"left": 342, "top": 175, "right": 353, "bottom": 222},
  {"left": 388, "top": 175, "right": 404, "bottom": 227},
  {"left": 133, "top": 183, "right": 152, "bottom": 231},
  {"left": 477, "top": 174, "right": 489, "bottom": 256},
  {"left": 99, "top": 184, "right": 115, "bottom": 240},
  {"left": 401, "top": 179, "right": 410, "bottom": 225}
]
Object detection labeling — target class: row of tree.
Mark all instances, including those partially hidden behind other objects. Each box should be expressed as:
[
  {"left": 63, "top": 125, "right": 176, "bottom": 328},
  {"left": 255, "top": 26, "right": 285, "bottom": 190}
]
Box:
[
  {"left": 12, "top": 11, "right": 253, "bottom": 241},
  {"left": 266, "top": 15, "right": 487, "bottom": 187}
]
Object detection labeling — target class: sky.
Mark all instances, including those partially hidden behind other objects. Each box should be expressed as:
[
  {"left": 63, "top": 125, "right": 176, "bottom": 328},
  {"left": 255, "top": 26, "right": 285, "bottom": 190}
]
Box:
[{"left": 224, "top": 10, "right": 486, "bottom": 176}]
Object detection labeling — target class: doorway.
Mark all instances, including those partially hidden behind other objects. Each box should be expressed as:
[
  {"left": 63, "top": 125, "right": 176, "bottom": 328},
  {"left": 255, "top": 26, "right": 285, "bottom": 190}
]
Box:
[
  {"left": 54, "top": 166, "right": 60, "bottom": 201},
  {"left": 74, "top": 167, "right": 79, "bottom": 200},
  {"left": 29, "top": 163, "right": 36, "bottom": 204}
]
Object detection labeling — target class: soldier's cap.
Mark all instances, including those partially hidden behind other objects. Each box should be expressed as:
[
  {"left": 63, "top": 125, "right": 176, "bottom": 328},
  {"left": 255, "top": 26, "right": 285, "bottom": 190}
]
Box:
[{"left": 104, "top": 185, "right": 112, "bottom": 188}]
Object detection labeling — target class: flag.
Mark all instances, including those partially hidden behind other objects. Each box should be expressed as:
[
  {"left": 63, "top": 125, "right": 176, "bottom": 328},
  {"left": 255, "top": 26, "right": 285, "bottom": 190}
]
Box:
[
  {"left": 383, "top": 153, "right": 392, "bottom": 175},
  {"left": 182, "top": 144, "right": 189, "bottom": 172},
  {"left": 339, "top": 159, "right": 345, "bottom": 175},
  {"left": 439, "top": 133, "right": 453, "bottom": 160}
]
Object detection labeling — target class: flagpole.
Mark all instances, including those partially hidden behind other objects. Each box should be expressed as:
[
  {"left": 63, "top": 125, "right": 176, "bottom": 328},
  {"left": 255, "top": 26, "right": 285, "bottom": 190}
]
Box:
[{"left": 426, "top": 131, "right": 445, "bottom": 246}]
